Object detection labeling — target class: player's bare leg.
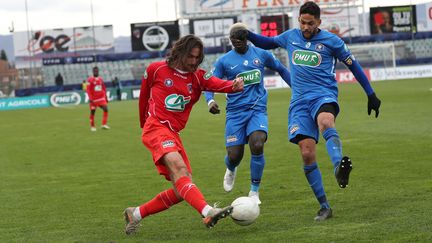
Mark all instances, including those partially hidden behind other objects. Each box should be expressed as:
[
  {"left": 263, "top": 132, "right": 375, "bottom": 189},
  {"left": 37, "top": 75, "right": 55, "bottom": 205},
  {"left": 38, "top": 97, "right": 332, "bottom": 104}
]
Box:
[{"left": 224, "top": 145, "right": 244, "bottom": 192}]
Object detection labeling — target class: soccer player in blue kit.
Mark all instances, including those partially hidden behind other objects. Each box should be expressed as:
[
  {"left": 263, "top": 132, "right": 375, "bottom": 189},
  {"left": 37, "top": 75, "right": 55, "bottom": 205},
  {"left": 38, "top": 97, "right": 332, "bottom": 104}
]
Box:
[
  {"left": 244, "top": 1, "right": 381, "bottom": 220},
  {"left": 205, "top": 24, "right": 291, "bottom": 205}
]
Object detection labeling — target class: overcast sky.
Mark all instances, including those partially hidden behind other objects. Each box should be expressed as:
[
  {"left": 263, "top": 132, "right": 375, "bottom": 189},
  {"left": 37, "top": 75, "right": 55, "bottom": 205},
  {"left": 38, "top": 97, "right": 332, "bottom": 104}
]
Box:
[{"left": 0, "top": 0, "right": 430, "bottom": 37}]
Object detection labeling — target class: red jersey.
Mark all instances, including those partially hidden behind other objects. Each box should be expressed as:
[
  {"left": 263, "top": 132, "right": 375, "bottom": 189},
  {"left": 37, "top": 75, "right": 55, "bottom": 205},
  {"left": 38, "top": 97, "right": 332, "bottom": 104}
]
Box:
[
  {"left": 86, "top": 76, "right": 107, "bottom": 103},
  {"left": 139, "top": 60, "right": 240, "bottom": 132}
]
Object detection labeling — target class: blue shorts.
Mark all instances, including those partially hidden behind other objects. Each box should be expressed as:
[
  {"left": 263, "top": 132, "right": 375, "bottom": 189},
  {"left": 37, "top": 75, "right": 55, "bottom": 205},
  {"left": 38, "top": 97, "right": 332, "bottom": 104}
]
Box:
[
  {"left": 225, "top": 109, "right": 268, "bottom": 147},
  {"left": 288, "top": 95, "right": 339, "bottom": 144}
]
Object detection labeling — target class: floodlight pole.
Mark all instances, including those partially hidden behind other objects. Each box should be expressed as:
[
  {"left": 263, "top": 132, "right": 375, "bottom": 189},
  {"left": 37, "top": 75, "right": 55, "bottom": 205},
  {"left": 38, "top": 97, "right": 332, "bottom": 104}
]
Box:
[
  {"left": 90, "top": 0, "right": 96, "bottom": 56},
  {"left": 25, "top": 0, "right": 34, "bottom": 88}
]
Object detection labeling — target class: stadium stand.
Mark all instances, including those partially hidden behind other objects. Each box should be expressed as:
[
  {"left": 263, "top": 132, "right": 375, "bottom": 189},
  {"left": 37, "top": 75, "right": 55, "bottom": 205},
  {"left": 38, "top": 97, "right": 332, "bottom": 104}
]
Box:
[{"left": 13, "top": 32, "right": 432, "bottom": 97}]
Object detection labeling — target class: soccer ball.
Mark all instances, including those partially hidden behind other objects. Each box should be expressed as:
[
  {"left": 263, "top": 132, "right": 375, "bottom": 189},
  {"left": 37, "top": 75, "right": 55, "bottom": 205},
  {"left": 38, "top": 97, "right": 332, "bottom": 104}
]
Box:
[{"left": 230, "top": 196, "right": 260, "bottom": 226}]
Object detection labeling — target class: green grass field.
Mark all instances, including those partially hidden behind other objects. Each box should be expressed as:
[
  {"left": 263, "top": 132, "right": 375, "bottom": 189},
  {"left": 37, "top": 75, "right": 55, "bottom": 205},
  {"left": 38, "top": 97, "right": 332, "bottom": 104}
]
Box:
[{"left": 1, "top": 78, "right": 431, "bottom": 242}]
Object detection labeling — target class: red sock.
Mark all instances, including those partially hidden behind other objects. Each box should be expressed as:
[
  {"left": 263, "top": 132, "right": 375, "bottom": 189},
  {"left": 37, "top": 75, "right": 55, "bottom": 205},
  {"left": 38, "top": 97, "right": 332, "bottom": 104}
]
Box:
[
  {"left": 139, "top": 189, "right": 181, "bottom": 218},
  {"left": 174, "top": 176, "right": 208, "bottom": 214},
  {"left": 102, "top": 111, "right": 108, "bottom": 125},
  {"left": 90, "top": 114, "right": 95, "bottom": 127}
]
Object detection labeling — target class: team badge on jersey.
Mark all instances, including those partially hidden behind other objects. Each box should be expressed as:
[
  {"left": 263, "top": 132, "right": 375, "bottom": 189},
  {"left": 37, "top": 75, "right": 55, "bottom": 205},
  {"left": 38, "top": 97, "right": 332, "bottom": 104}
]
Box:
[
  {"left": 187, "top": 83, "right": 193, "bottom": 94},
  {"left": 306, "top": 42, "right": 311, "bottom": 48},
  {"left": 253, "top": 58, "right": 261, "bottom": 66},
  {"left": 164, "top": 79, "right": 173, "bottom": 87},
  {"left": 315, "top": 43, "right": 325, "bottom": 51}
]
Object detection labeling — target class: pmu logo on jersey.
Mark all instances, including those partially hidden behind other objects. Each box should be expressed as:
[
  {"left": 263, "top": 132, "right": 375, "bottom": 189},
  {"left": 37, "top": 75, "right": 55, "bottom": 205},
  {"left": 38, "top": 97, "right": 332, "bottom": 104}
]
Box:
[
  {"left": 165, "top": 94, "right": 191, "bottom": 111},
  {"left": 236, "top": 69, "right": 261, "bottom": 86},
  {"left": 292, "top": 50, "right": 322, "bottom": 67}
]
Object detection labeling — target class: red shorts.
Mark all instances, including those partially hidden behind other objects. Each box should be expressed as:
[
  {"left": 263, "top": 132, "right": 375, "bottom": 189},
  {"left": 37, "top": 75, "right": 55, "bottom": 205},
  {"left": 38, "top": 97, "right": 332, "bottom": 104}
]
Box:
[
  {"left": 90, "top": 99, "right": 107, "bottom": 110},
  {"left": 142, "top": 116, "right": 192, "bottom": 181}
]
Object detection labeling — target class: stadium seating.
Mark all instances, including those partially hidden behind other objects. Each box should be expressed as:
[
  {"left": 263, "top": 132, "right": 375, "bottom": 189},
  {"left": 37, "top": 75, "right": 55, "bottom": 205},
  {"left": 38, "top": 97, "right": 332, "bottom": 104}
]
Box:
[{"left": 30, "top": 37, "right": 432, "bottom": 88}]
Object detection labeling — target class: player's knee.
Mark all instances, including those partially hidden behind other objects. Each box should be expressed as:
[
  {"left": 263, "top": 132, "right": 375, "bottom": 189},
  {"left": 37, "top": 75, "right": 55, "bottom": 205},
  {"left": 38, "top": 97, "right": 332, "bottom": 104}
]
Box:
[
  {"left": 318, "top": 118, "right": 335, "bottom": 132},
  {"left": 170, "top": 166, "right": 190, "bottom": 181},
  {"left": 227, "top": 154, "right": 242, "bottom": 166},
  {"left": 300, "top": 149, "right": 315, "bottom": 164},
  {"left": 249, "top": 141, "right": 264, "bottom": 155}
]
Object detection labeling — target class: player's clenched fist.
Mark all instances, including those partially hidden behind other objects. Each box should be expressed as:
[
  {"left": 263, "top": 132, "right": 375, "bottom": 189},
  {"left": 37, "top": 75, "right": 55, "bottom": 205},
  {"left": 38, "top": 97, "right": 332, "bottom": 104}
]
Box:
[{"left": 232, "top": 77, "right": 244, "bottom": 91}]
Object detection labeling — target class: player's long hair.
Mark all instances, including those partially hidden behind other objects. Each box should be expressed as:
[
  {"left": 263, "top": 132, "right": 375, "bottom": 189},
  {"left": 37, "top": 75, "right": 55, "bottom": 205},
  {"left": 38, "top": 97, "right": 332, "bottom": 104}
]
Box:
[
  {"left": 167, "top": 34, "right": 204, "bottom": 69},
  {"left": 300, "top": 1, "right": 320, "bottom": 19}
]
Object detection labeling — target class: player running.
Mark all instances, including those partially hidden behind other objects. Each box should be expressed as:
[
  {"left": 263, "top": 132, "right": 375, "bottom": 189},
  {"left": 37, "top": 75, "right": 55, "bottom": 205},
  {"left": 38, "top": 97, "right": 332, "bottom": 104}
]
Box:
[
  {"left": 205, "top": 24, "right": 291, "bottom": 205},
  {"left": 123, "top": 35, "right": 244, "bottom": 234},
  {"left": 86, "top": 66, "right": 110, "bottom": 132},
  {"left": 244, "top": 1, "right": 381, "bottom": 220}
]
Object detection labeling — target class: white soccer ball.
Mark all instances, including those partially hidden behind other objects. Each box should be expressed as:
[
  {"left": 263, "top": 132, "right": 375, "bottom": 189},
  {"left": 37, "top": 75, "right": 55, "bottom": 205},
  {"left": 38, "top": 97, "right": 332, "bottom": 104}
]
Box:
[{"left": 230, "top": 196, "right": 260, "bottom": 226}]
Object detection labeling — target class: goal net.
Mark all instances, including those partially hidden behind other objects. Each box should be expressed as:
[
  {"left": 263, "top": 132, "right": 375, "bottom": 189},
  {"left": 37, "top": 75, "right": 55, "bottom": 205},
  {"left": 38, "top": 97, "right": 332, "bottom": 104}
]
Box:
[{"left": 348, "top": 42, "right": 396, "bottom": 70}]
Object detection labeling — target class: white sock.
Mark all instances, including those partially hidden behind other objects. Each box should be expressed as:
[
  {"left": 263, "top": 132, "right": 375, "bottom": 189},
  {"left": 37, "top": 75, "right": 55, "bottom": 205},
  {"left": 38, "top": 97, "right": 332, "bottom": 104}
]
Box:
[
  {"left": 201, "top": 205, "right": 212, "bottom": 217},
  {"left": 133, "top": 207, "right": 142, "bottom": 220}
]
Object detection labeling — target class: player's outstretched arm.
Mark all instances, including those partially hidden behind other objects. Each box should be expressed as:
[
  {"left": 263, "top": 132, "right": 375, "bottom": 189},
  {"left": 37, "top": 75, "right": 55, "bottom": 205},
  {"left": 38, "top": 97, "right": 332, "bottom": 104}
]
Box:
[
  {"left": 272, "top": 62, "right": 291, "bottom": 87},
  {"left": 344, "top": 58, "right": 381, "bottom": 118},
  {"left": 248, "top": 31, "right": 280, "bottom": 50},
  {"left": 231, "top": 22, "right": 280, "bottom": 49}
]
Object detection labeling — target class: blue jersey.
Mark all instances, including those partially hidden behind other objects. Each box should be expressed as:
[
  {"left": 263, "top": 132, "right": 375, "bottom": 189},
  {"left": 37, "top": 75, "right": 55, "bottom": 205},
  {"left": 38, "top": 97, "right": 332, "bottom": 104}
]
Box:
[
  {"left": 274, "top": 29, "right": 351, "bottom": 101},
  {"left": 205, "top": 45, "right": 286, "bottom": 111}
]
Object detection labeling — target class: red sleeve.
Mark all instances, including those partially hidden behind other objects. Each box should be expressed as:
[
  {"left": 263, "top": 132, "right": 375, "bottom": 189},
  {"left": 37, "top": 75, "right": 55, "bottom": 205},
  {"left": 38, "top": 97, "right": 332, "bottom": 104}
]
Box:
[
  {"left": 139, "top": 65, "right": 154, "bottom": 128},
  {"left": 86, "top": 77, "right": 94, "bottom": 101},
  {"left": 196, "top": 69, "right": 239, "bottom": 93}
]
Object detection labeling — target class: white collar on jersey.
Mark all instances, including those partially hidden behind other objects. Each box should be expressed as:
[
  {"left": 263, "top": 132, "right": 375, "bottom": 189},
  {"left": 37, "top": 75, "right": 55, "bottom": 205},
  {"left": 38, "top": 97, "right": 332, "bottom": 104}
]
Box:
[{"left": 174, "top": 68, "right": 188, "bottom": 74}]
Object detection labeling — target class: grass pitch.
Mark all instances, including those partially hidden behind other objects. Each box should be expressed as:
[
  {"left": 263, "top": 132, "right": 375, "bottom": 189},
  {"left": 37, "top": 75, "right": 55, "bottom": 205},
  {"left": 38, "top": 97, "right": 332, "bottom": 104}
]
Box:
[{"left": 1, "top": 78, "right": 431, "bottom": 242}]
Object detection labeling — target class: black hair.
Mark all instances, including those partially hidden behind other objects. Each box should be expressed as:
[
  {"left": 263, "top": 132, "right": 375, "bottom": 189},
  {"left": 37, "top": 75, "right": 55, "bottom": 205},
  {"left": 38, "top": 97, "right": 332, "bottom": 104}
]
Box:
[{"left": 299, "top": 1, "right": 321, "bottom": 19}]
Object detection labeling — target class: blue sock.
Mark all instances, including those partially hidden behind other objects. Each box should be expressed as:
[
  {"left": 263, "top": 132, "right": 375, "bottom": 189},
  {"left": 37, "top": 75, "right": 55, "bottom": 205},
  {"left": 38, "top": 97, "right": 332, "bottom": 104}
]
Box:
[
  {"left": 250, "top": 154, "right": 265, "bottom": 192},
  {"left": 224, "top": 155, "right": 236, "bottom": 172},
  {"left": 304, "top": 162, "right": 330, "bottom": 209},
  {"left": 323, "top": 128, "right": 342, "bottom": 174}
]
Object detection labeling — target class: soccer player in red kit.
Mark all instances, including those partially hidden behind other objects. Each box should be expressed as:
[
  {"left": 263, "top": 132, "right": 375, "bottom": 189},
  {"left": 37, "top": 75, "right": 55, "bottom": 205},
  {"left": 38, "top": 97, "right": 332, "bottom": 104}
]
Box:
[
  {"left": 86, "top": 66, "right": 109, "bottom": 131},
  {"left": 123, "top": 35, "right": 244, "bottom": 234}
]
